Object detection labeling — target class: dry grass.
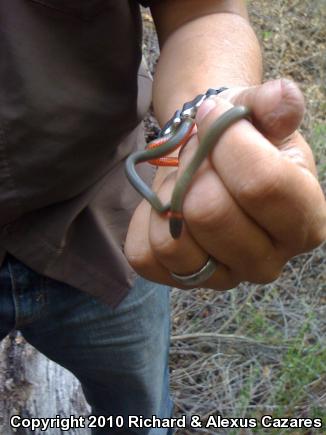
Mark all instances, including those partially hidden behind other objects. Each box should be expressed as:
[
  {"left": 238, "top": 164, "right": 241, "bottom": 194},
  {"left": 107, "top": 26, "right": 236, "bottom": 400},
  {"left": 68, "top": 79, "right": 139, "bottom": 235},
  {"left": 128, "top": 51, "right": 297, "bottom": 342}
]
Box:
[{"left": 142, "top": 1, "right": 325, "bottom": 433}]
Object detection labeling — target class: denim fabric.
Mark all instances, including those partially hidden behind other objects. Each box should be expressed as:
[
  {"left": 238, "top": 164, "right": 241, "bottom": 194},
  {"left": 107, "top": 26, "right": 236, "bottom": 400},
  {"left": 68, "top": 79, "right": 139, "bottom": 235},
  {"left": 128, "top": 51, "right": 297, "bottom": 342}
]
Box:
[{"left": 0, "top": 254, "right": 174, "bottom": 435}]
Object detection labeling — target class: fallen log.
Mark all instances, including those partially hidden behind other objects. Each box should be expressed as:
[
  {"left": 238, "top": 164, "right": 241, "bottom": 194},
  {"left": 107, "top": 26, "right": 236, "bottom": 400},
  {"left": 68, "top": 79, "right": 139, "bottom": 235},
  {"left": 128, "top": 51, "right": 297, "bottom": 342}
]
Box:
[{"left": 0, "top": 332, "right": 90, "bottom": 435}]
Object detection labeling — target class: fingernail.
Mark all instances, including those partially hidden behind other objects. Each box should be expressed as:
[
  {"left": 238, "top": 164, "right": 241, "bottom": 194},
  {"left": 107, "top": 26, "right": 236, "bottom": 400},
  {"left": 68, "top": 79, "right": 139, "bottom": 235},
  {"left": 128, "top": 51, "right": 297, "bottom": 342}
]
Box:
[{"left": 196, "top": 99, "right": 216, "bottom": 124}]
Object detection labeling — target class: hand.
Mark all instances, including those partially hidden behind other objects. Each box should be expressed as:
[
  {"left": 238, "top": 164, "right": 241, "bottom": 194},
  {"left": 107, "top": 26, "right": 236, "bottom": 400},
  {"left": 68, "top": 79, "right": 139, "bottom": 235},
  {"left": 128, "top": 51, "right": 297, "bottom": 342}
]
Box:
[{"left": 125, "top": 79, "right": 326, "bottom": 289}]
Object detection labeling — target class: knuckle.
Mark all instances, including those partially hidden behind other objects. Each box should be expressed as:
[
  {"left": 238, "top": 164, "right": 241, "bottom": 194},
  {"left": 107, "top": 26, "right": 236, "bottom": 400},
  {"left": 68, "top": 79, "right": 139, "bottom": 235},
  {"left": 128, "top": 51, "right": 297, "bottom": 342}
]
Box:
[
  {"left": 237, "top": 163, "right": 283, "bottom": 204},
  {"left": 125, "top": 251, "right": 148, "bottom": 272},
  {"left": 253, "top": 261, "right": 284, "bottom": 284},
  {"left": 124, "top": 243, "right": 153, "bottom": 274},
  {"left": 185, "top": 188, "right": 234, "bottom": 229},
  {"left": 255, "top": 269, "right": 282, "bottom": 284},
  {"left": 234, "top": 250, "right": 286, "bottom": 285},
  {"left": 304, "top": 229, "right": 326, "bottom": 252},
  {"left": 149, "top": 231, "right": 176, "bottom": 261},
  {"left": 215, "top": 278, "right": 241, "bottom": 291}
]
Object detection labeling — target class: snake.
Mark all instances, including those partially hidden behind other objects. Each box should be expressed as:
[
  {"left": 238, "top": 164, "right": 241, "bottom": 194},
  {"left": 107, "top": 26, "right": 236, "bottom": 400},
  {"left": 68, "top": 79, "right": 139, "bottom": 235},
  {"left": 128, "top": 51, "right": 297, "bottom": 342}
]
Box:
[{"left": 125, "top": 105, "right": 251, "bottom": 239}]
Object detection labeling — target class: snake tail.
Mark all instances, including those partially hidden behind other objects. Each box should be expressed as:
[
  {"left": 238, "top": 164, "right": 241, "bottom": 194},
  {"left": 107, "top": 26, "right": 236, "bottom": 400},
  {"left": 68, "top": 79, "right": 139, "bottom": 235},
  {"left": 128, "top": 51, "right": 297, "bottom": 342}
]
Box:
[{"left": 169, "top": 217, "right": 183, "bottom": 239}]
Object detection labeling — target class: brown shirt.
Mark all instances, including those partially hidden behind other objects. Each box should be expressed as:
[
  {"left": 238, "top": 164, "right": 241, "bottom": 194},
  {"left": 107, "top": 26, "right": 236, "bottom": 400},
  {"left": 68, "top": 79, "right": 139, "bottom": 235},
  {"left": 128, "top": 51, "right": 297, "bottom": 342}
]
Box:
[{"left": 0, "top": 0, "right": 156, "bottom": 306}]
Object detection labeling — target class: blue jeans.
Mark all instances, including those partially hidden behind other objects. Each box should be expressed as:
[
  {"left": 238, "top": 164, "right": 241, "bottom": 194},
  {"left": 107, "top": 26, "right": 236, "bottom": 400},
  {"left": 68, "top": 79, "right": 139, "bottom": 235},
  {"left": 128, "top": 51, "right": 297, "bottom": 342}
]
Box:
[{"left": 0, "top": 254, "right": 173, "bottom": 434}]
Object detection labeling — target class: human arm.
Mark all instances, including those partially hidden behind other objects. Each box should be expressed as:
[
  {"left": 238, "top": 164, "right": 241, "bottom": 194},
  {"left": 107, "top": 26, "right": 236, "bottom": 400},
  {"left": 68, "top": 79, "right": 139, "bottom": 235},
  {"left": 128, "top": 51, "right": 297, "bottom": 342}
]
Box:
[
  {"left": 125, "top": 0, "right": 326, "bottom": 288},
  {"left": 151, "top": 0, "right": 260, "bottom": 124}
]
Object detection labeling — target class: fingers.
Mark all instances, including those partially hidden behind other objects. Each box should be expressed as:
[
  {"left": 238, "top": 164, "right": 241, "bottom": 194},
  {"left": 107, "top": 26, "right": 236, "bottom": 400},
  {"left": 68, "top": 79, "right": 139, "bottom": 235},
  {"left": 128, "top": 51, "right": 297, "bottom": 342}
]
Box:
[
  {"left": 216, "top": 78, "right": 305, "bottom": 143},
  {"left": 183, "top": 169, "right": 285, "bottom": 282},
  {"left": 125, "top": 197, "right": 180, "bottom": 287},
  {"left": 125, "top": 187, "right": 236, "bottom": 290},
  {"left": 148, "top": 171, "right": 238, "bottom": 289},
  {"left": 126, "top": 79, "right": 326, "bottom": 290},
  {"left": 220, "top": 80, "right": 317, "bottom": 175},
  {"left": 134, "top": 134, "right": 287, "bottom": 287},
  {"left": 175, "top": 136, "right": 286, "bottom": 283},
  {"left": 195, "top": 96, "right": 326, "bottom": 255}
]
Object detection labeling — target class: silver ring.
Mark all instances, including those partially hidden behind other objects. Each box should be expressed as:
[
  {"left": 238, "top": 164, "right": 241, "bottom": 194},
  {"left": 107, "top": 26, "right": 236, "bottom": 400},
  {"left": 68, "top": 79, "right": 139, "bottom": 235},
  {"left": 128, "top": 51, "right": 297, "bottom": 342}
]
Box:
[{"left": 170, "top": 257, "right": 218, "bottom": 287}]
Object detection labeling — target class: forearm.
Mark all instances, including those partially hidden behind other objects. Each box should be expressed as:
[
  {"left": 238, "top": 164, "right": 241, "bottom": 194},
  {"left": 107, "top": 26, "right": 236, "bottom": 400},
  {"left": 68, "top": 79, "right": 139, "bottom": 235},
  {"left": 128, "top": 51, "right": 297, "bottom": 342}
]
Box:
[
  {"left": 152, "top": 10, "right": 263, "bottom": 126},
  {"left": 126, "top": 3, "right": 326, "bottom": 290}
]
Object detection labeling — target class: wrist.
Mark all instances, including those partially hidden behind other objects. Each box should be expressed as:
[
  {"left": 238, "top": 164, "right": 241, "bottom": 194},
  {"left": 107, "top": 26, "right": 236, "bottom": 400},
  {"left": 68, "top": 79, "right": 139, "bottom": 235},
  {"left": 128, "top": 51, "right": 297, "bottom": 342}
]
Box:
[{"left": 152, "top": 12, "right": 262, "bottom": 126}]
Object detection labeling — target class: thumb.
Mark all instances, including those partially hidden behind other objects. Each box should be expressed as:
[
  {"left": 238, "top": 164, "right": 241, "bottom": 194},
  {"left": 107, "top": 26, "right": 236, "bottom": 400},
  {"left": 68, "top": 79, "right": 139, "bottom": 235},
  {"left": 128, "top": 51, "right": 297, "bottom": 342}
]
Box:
[{"left": 220, "top": 79, "right": 305, "bottom": 143}]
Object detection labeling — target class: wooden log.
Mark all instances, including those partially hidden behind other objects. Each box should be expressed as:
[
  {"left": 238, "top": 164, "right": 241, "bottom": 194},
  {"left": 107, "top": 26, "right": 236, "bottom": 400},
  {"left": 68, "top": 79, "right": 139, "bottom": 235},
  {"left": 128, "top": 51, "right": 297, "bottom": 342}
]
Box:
[{"left": 0, "top": 332, "right": 90, "bottom": 435}]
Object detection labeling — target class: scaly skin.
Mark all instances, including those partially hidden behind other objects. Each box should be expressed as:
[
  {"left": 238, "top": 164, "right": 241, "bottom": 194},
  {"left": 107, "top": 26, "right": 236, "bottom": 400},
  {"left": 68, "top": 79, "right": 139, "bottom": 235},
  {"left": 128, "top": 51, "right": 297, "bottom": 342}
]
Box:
[{"left": 125, "top": 106, "right": 250, "bottom": 239}]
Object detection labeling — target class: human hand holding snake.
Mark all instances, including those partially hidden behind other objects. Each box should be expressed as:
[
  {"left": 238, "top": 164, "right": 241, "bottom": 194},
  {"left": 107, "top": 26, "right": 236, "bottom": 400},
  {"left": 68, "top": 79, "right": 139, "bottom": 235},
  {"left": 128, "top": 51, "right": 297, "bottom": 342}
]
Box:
[{"left": 125, "top": 79, "right": 326, "bottom": 290}]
